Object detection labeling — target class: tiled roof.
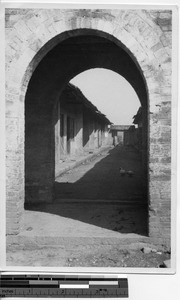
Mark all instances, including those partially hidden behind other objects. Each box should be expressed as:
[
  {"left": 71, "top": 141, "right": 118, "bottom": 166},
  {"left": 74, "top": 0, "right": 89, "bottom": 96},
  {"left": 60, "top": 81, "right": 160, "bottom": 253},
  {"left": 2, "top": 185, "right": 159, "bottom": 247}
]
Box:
[{"left": 61, "top": 83, "right": 112, "bottom": 124}]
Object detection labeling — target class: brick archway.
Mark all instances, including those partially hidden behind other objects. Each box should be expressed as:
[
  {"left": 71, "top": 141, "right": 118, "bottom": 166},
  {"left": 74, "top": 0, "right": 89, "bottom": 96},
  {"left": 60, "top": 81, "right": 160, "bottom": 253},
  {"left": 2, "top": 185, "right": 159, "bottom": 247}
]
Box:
[{"left": 6, "top": 9, "right": 172, "bottom": 247}]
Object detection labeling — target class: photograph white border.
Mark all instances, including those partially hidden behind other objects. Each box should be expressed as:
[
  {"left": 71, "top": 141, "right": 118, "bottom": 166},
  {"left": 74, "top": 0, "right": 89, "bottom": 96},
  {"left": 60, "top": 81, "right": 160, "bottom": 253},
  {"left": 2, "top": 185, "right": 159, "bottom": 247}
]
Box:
[{"left": 0, "top": 0, "right": 179, "bottom": 279}]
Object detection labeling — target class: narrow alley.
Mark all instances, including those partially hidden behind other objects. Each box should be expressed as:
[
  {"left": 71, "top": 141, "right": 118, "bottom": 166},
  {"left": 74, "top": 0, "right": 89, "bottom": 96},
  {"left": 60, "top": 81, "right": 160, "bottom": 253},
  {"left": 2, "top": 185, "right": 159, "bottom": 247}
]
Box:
[
  {"left": 24, "top": 145, "right": 148, "bottom": 238},
  {"left": 55, "top": 145, "right": 146, "bottom": 202}
]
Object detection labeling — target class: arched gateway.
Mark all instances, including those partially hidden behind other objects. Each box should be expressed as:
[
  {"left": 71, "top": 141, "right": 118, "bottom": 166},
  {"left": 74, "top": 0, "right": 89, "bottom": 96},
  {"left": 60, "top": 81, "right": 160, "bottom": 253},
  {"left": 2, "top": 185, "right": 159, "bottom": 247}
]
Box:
[{"left": 6, "top": 9, "right": 172, "bottom": 247}]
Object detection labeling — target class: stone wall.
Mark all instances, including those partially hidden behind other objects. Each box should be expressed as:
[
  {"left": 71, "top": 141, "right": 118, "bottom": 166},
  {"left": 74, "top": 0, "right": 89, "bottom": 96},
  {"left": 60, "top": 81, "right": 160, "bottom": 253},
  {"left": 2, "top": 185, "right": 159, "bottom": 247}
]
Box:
[{"left": 5, "top": 8, "right": 172, "bottom": 247}]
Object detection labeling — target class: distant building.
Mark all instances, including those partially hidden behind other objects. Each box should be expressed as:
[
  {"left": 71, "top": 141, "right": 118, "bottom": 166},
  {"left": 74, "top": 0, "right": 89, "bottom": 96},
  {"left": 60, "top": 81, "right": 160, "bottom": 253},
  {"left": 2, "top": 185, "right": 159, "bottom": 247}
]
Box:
[
  {"left": 133, "top": 107, "right": 143, "bottom": 152},
  {"left": 124, "top": 125, "right": 137, "bottom": 147},
  {"left": 109, "top": 125, "right": 131, "bottom": 146},
  {"left": 133, "top": 107, "right": 142, "bottom": 128},
  {"left": 123, "top": 107, "right": 143, "bottom": 150}
]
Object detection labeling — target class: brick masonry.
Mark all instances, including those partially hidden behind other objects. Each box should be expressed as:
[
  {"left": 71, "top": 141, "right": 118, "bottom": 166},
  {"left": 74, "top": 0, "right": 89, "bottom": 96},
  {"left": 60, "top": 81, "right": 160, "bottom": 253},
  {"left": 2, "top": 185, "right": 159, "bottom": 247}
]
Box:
[{"left": 5, "top": 9, "right": 172, "bottom": 247}]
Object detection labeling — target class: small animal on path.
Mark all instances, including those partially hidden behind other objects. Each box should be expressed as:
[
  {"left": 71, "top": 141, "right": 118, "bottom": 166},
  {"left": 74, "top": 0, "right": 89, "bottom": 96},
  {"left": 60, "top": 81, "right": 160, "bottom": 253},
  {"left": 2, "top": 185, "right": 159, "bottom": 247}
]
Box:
[
  {"left": 119, "top": 168, "right": 126, "bottom": 176},
  {"left": 119, "top": 168, "right": 134, "bottom": 177},
  {"left": 126, "top": 170, "right": 134, "bottom": 177}
]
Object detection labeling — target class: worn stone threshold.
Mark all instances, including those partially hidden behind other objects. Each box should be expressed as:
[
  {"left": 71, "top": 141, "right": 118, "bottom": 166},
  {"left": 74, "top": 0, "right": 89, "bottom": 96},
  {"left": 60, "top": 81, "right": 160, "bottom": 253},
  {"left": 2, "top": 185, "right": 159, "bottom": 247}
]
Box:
[{"left": 54, "top": 198, "right": 147, "bottom": 205}]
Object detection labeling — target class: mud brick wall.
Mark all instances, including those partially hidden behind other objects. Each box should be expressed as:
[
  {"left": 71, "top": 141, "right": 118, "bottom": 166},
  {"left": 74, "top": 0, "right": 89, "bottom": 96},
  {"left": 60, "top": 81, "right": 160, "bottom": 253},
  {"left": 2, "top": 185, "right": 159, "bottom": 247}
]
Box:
[{"left": 5, "top": 8, "right": 172, "bottom": 247}]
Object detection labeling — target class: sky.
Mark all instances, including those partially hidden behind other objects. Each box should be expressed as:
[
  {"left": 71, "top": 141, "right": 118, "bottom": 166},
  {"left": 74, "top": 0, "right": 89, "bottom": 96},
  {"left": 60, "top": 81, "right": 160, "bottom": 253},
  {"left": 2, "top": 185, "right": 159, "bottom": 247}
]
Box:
[{"left": 70, "top": 68, "right": 140, "bottom": 125}]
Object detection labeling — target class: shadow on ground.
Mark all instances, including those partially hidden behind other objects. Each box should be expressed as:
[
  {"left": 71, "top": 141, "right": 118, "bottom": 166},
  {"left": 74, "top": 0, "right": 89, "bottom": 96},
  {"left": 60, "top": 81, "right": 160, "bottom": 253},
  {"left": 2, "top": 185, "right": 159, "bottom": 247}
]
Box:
[
  {"left": 55, "top": 146, "right": 147, "bottom": 200},
  {"left": 25, "top": 146, "right": 148, "bottom": 236}
]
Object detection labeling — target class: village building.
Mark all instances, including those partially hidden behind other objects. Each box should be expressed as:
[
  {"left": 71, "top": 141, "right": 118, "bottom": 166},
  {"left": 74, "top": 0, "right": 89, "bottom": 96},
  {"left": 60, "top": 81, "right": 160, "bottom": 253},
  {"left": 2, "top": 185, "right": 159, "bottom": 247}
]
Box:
[
  {"left": 123, "top": 125, "right": 137, "bottom": 147},
  {"left": 133, "top": 107, "right": 143, "bottom": 128},
  {"left": 54, "top": 83, "right": 111, "bottom": 177},
  {"left": 133, "top": 107, "right": 143, "bottom": 152},
  {"left": 25, "top": 83, "right": 111, "bottom": 205},
  {"left": 109, "top": 125, "right": 131, "bottom": 146},
  {"left": 122, "top": 107, "right": 143, "bottom": 150}
]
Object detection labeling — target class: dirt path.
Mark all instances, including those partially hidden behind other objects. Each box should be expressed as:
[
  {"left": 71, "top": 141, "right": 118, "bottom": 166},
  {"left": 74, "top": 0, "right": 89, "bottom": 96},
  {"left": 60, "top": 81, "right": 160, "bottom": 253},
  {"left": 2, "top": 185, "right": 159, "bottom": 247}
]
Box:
[
  {"left": 55, "top": 145, "right": 147, "bottom": 201},
  {"left": 7, "top": 240, "right": 170, "bottom": 268}
]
